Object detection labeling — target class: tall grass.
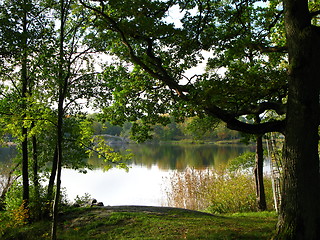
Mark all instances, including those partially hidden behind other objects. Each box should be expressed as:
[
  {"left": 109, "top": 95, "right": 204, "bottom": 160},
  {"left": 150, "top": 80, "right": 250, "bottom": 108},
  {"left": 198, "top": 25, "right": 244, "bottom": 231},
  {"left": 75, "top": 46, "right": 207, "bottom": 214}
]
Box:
[{"left": 164, "top": 167, "right": 274, "bottom": 213}]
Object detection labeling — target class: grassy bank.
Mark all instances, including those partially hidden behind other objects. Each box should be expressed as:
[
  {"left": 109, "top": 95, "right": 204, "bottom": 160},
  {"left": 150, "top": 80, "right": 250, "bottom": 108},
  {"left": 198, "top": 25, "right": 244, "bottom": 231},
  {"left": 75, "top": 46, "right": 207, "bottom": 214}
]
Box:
[{"left": 1, "top": 206, "right": 277, "bottom": 240}]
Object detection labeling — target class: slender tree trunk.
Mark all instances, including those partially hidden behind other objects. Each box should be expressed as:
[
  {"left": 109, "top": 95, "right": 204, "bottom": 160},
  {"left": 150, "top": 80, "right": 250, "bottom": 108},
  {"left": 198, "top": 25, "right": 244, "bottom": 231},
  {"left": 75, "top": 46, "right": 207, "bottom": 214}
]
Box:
[
  {"left": 44, "top": 145, "right": 58, "bottom": 218},
  {"left": 21, "top": 0, "right": 29, "bottom": 212},
  {"left": 21, "top": 128, "right": 29, "bottom": 204},
  {"left": 31, "top": 123, "right": 39, "bottom": 191},
  {"left": 51, "top": 100, "right": 64, "bottom": 240},
  {"left": 254, "top": 133, "right": 267, "bottom": 211},
  {"left": 31, "top": 121, "right": 41, "bottom": 220},
  {"left": 254, "top": 115, "right": 266, "bottom": 211},
  {"left": 274, "top": 0, "right": 320, "bottom": 239},
  {"left": 51, "top": 0, "right": 66, "bottom": 238},
  {"left": 47, "top": 145, "right": 58, "bottom": 202}
]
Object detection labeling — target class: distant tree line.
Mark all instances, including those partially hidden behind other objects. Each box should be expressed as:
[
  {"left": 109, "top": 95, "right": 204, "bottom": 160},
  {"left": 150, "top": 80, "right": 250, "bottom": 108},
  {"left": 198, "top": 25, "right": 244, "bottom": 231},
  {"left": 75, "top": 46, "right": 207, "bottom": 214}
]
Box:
[{"left": 91, "top": 114, "right": 241, "bottom": 142}]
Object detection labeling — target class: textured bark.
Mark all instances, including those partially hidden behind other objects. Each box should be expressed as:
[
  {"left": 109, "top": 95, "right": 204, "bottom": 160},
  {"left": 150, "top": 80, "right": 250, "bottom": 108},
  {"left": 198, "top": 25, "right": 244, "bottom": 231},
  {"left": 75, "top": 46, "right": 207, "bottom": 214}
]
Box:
[{"left": 274, "top": 0, "right": 320, "bottom": 239}]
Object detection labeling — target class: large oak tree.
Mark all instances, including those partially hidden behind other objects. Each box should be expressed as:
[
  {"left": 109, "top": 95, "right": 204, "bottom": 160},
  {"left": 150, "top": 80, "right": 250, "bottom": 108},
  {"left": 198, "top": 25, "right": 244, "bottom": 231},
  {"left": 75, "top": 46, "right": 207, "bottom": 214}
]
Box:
[{"left": 80, "top": 0, "right": 320, "bottom": 239}]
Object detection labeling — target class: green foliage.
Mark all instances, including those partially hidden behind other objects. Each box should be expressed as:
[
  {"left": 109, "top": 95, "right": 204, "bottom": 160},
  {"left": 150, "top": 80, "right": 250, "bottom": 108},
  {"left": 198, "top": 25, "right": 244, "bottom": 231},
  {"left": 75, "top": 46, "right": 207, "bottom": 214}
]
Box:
[
  {"left": 92, "top": 114, "right": 243, "bottom": 143},
  {"left": 227, "top": 151, "right": 256, "bottom": 173},
  {"left": 81, "top": 0, "right": 287, "bottom": 140},
  {"left": 183, "top": 116, "right": 219, "bottom": 140},
  {"left": 62, "top": 116, "right": 95, "bottom": 170},
  {"left": 96, "top": 64, "right": 174, "bottom": 142},
  {"left": 3, "top": 181, "right": 23, "bottom": 212},
  {"left": 0, "top": 1, "right": 293, "bottom": 234},
  {"left": 89, "top": 136, "right": 133, "bottom": 171},
  {"left": 3, "top": 179, "right": 70, "bottom": 220},
  {"left": 73, "top": 193, "right": 92, "bottom": 206},
  {"left": 0, "top": 211, "right": 11, "bottom": 236},
  {"left": 0, "top": 200, "right": 30, "bottom": 237}
]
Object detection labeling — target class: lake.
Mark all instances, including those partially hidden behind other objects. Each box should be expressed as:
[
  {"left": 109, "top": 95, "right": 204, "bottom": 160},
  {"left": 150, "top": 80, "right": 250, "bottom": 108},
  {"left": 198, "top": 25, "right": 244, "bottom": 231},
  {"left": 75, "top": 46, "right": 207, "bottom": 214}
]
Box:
[{"left": 0, "top": 143, "right": 254, "bottom": 207}]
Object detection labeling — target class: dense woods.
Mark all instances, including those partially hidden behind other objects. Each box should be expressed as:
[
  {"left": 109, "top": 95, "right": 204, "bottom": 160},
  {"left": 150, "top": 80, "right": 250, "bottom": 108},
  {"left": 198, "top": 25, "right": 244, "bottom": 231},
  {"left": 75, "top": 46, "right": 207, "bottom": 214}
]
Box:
[{"left": 1, "top": 0, "right": 320, "bottom": 239}]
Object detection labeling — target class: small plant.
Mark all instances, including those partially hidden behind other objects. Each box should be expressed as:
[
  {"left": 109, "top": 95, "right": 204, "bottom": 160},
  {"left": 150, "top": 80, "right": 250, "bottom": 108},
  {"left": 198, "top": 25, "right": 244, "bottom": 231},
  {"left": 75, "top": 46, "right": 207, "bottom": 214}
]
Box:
[
  {"left": 73, "top": 193, "right": 92, "bottom": 206},
  {"left": 0, "top": 200, "right": 30, "bottom": 238},
  {"left": 10, "top": 200, "right": 30, "bottom": 227},
  {"left": 0, "top": 211, "right": 11, "bottom": 236}
]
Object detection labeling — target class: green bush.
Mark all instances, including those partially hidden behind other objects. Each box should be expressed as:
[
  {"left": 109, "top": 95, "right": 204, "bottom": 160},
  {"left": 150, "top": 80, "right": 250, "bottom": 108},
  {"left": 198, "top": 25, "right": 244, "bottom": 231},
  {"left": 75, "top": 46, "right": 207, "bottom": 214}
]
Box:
[
  {"left": 227, "top": 152, "right": 255, "bottom": 173},
  {"left": 73, "top": 193, "right": 92, "bottom": 206},
  {"left": 4, "top": 180, "right": 69, "bottom": 221},
  {"left": 4, "top": 181, "right": 23, "bottom": 211}
]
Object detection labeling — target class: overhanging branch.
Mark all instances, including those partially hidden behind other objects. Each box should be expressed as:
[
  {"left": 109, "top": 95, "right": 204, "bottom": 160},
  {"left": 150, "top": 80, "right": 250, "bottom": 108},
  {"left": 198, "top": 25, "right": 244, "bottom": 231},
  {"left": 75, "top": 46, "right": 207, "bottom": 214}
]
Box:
[{"left": 204, "top": 105, "right": 286, "bottom": 134}]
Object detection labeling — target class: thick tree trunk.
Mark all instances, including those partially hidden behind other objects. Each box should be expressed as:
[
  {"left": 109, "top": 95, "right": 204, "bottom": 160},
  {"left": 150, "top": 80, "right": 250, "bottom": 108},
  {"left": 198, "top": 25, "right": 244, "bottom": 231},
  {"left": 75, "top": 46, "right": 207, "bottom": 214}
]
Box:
[
  {"left": 254, "top": 134, "right": 267, "bottom": 211},
  {"left": 274, "top": 0, "right": 320, "bottom": 239}
]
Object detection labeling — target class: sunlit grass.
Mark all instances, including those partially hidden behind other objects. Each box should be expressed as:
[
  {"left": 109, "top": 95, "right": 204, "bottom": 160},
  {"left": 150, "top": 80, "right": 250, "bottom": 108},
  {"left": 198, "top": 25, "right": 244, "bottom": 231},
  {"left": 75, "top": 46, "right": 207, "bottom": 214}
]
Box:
[{"left": 1, "top": 207, "right": 277, "bottom": 239}]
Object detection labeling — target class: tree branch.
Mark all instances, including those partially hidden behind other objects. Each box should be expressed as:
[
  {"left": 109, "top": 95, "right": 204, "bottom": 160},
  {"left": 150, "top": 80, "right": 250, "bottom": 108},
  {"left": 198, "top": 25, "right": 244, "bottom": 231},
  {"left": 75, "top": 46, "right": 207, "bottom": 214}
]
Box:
[
  {"left": 204, "top": 105, "right": 286, "bottom": 134},
  {"left": 249, "top": 44, "right": 288, "bottom": 53},
  {"left": 310, "top": 10, "right": 320, "bottom": 18},
  {"left": 80, "top": 0, "right": 188, "bottom": 97}
]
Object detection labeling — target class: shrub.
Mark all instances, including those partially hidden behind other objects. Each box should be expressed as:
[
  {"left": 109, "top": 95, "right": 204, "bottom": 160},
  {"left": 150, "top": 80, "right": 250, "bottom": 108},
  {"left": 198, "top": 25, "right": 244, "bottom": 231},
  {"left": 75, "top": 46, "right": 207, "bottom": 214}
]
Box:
[
  {"left": 73, "top": 192, "right": 92, "bottom": 206},
  {"left": 0, "top": 200, "right": 30, "bottom": 238},
  {"left": 4, "top": 181, "right": 23, "bottom": 212},
  {"left": 227, "top": 152, "right": 255, "bottom": 173},
  {"left": 4, "top": 180, "right": 68, "bottom": 221}
]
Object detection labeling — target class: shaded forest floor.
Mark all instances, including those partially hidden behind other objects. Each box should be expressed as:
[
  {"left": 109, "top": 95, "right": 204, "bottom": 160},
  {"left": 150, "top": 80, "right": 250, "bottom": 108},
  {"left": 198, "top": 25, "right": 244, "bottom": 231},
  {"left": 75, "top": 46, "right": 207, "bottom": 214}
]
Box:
[{"left": 2, "top": 206, "right": 277, "bottom": 239}]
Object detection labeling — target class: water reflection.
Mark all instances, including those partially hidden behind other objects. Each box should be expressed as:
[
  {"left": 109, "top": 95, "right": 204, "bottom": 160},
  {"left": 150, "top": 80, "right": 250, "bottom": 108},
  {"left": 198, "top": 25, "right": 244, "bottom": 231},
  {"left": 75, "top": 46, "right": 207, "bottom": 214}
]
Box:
[
  {"left": 1, "top": 143, "right": 254, "bottom": 206},
  {"left": 88, "top": 143, "right": 254, "bottom": 170}
]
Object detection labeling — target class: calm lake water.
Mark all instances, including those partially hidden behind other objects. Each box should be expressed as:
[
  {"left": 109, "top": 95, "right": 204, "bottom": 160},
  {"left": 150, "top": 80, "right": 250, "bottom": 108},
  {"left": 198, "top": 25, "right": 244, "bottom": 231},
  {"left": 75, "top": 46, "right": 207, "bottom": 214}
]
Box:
[{"left": 1, "top": 143, "right": 254, "bottom": 206}]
